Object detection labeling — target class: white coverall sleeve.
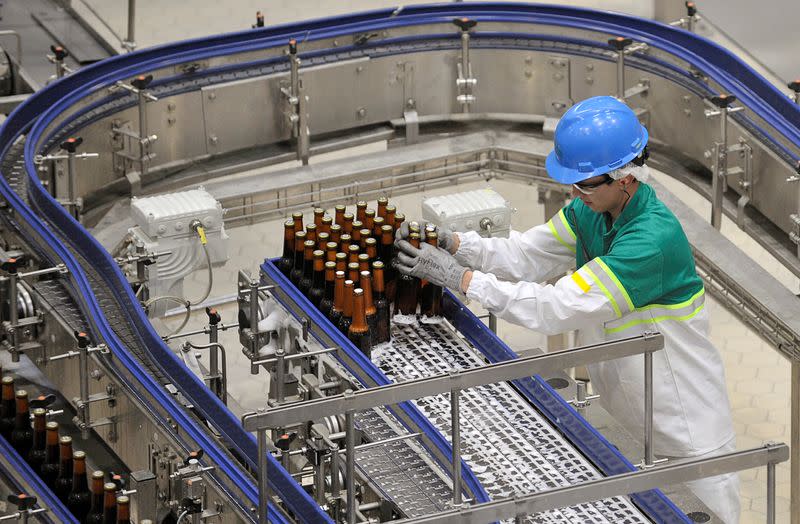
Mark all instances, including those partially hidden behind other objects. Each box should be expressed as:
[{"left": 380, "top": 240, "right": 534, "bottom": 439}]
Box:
[
  {"left": 454, "top": 209, "right": 577, "bottom": 283},
  {"left": 465, "top": 262, "right": 618, "bottom": 336}
]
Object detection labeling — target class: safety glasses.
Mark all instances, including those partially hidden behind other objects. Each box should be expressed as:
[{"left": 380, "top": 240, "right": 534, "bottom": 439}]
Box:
[{"left": 572, "top": 174, "right": 614, "bottom": 195}]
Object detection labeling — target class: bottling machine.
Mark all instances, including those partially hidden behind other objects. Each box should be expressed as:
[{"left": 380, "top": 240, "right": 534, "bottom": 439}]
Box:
[{"left": 0, "top": 3, "right": 797, "bottom": 523}]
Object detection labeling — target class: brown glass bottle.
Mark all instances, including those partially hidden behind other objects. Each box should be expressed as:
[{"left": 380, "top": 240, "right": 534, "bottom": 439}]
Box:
[
  {"left": 10, "top": 390, "right": 33, "bottom": 457},
  {"left": 340, "top": 234, "right": 352, "bottom": 254},
  {"left": 372, "top": 262, "right": 391, "bottom": 344},
  {"left": 365, "top": 237, "right": 378, "bottom": 262},
  {"left": 360, "top": 271, "right": 378, "bottom": 335},
  {"left": 372, "top": 216, "right": 385, "bottom": 239},
  {"left": 358, "top": 254, "right": 370, "bottom": 274},
  {"left": 86, "top": 470, "right": 105, "bottom": 524},
  {"left": 385, "top": 205, "right": 396, "bottom": 229},
  {"left": 356, "top": 201, "right": 368, "bottom": 223},
  {"left": 54, "top": 436, "right": 74, "bottom": 502},
  {"left": 0, "top": 376, "right": 15, "bottom": 440},
  {"left": 309, "top": 250, "right": 326, "bottom": 308},
  {"left": 347, "top": 262, "right": 360, "bottom": 287},
  {"left": 298, "top": 240, "right": 316, "bottom": 296},
  {"left": 337, "top": 280, "right": 354, "bottom": 335},
  {"left": 313, "top": 207, "right": 325, "bottom": 229},
  {"left": 348, "top": 289, "right": 373, "bottom": 356},
  {"left": 364, "top": 209, "right": 375, "bottom": 231},
  {"left": 289, "top": 230, "right": 307, "bottom": 287},
  {"left": 101, "top": 482, "right": 116, "bottom": 524},
  {"left": 320, "top": 216, "right": 333, "bottom": 236},
  {"left": 419, "top": 232, "right": 444, "bottom": 317},
  {"left": 27, "top": 408, "right": 47, "bottom": 470},
  {"left": 115, "top": 495, "right": 130, "bottom": 524},
  {"left": 325, "top": 242, "right": 338, "bottom": 263},
  {"left": 334, "top": 205, "right": 346, "bottom": 227},
  {"left": 347, "top": 244, "right": 360, "bottom": 264},
  {"left": 395, "top": 232, "right": 421, "bottom": 315},
  {"left": 305, "top": 223, "right": 317, "bottom": 244},
  {"left": 277, "top": 220, "right": 295, "bottom": 276},
  {"left": 351, "top": 225, "right": 362, "bottom": 245},
  {"left": 319, "top": 262, "right": 336, "bottom": 319},
  {"left": 342, "top": 213, "right": 354, "bottom": 235},
  {"left": 329, "top": 224, "right": 342, "bottom": 244},
  {"left": 380, "top": 225, "right": 397, "bottom": 302},
  {"left": 291, "top": 212, "right": 304, "bottom": 233},
  {"left": 40, "top": 422, "right": 60, "bottom": 487},
  {"left": 376, "top": 197, "right": 388, "bottom": 218},
  {"left": 316, "top": 231, "right": 330, "bottom": 251},
  {"left": 67, "top": 450, "right": 91, "bottom": 519},
  {"left": 335, "top": 252, "right": 347, "bottom": 272},
  {"left": 394, "top": 213, "right": 406, "bottom": 233},
  {"left": 359, "top": 229, "right": 372, "bottom": 250},
  {"left": 329, "top": 271, "right": 346, "bottom": 328}
]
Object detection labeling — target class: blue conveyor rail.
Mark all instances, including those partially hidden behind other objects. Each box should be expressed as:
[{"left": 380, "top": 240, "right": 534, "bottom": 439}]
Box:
[
  {"left": 0, "top": 4, "right": 795, "bottom": 523},
  {"left": 261, "top": 259, "right": 492, "bottom": 508},
  {"left": 0, "top": 435, "right": 78, "bottom": 523}
]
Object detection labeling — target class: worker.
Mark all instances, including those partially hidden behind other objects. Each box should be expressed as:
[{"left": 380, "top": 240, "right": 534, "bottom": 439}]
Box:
[{"left": 395, "top": 96, "right": 738, "bottom": 522}]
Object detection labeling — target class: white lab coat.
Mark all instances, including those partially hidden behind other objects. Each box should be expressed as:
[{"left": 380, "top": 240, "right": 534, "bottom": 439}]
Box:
[{"left": 455, "top": 224, "right": 739, "bottom": 522}]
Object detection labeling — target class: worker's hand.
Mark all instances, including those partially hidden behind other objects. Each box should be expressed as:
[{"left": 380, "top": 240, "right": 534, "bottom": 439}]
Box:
[
  {"left": 394, "top": 221, "right": 456, "bottom": 253},
  {"left": 395, "top": 240, "right": 468, "bottom": 292}
]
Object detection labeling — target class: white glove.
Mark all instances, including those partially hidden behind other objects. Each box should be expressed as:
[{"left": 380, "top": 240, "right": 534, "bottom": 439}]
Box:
[{"left": 395, "top": 240, "right": 468, "bottom": 292}]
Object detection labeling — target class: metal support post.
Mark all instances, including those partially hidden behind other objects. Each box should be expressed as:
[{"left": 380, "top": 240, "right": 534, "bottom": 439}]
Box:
[
  {"left": 450, "top": 385, "right": 462, "bottom": 506},
  {"left": 330, "top": 442, "right": 342, "bottom": 521},
  {"left": 685, "top": 2, "right": 697, "bottom": 33},
  {"left": 608, "top": 37, "right": 633, "bottom": 100},
  {"left": 792, "top": 360, "right": 800, "bottom": 524},
  {"left": 207, "top": 308, "right": 222, "bottom": 400},
  {"left": 275, "top": 346, "right": 286, "bottom": 404},
  {"left": 767, "top": 460, "right": 776, "bottom": 524},
  {"left": 704, "top": 94, "right": 742, "bottom": 230},
  {"left": 453, "top": 18, "right": 477, "bottom": 112},
  {"left": 567, "top": 381, "right": 599, "bottom": 415},
  {"left": 7, "top": 262, "right": 18, "bottom": 362},
  {"left": 50, "top": 45, "right": 68, "bottom": 79},
  {"left": 122, "top": 0, "right": 137, "bottom": 51},
  {"left": 257, "top": 428, "right": 269, "bottom": 524},
  {"left": 77, "top": 332, "right": 91, "bottom": 439},
  {"left": 289, "top": 40, "right": 300, "bottom": 138},
  {"left": 643, "top": 351, "right": 654, "bottom": 467},
  {"left": 345, "top": 401, "right": 356, "bottom": 524}
]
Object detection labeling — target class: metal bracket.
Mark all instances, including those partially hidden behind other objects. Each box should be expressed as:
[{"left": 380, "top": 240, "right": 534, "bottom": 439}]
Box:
[
  {"left": 703, "top": 95, "right": 744, "bottom": 230},
  {"left": 454, "top": 19, "right": 477, "bottom": 112}
]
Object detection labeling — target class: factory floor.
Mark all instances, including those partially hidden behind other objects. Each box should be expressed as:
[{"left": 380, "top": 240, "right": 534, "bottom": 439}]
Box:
[{"left": 76, "top": 1, "right": 798, "bottom": 522}]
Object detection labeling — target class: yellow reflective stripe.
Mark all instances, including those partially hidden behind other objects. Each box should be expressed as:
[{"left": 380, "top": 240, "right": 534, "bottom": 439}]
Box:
[
  {"left": 605, "top": 302, "right": 706, "bottom": 334},
  {"left": 583, "top": 266, "right": 622, "bottom": 317},
  {"left": 636, "top": 287, "right": 705, "bottom": 312},
  {"left": 558, "top": 209, "right": 577, "bottom": 241},
  {"left": 595, "top": 258, "right": 635, "bottom": 313},
  {"left": 547, "top": 218, "right": 576, "bottom": 254},
  {"left": 571, "top": 272, "right": 590, "bottom": 293}
]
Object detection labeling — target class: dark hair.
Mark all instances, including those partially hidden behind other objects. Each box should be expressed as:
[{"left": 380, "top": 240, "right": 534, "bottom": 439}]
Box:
[{"left": 631, "top": 145, "right": 649, "bottom": 166}]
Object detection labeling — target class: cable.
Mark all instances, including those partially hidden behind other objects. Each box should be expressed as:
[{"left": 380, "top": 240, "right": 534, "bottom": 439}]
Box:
[{"left": 176, "top": 509, "right": 190, "bottom": 524}]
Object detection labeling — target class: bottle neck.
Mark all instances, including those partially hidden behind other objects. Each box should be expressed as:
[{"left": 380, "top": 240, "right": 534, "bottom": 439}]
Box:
[
  {"left": 32, "top": 415, "right": 46, "bottom": 448},
  {"left": 313, "top": 261, "right": 325, "bottom": 287},
  {"left": 282, "top": 228, "right": 295, "bottom": 258},
  {"left": 361, "top": 275, "right": 376, "bottom": 314},
  {"left": 73, "top": 460, "right": 88, "bottom": 490},
  {"left": 14, "top": 397, "right": 29, "bottom": 428},
  {"left": 343, "top": 285, "right": 354, "bottom": 317},
  {"left": 373, "top": 269, "right": 386, "bottom": 297},
  {"left": 333, "top": 276, "right": 345, "bottom": 311},
  {"left": 350, "top": 292, "right": 368, "bottom": 331}
]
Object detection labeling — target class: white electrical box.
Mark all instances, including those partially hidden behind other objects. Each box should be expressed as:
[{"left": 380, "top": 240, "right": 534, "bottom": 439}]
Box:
[
  {"left": 421, "top": 188, "right": 513, "bottom": 238},
  {"left": 129, "top": 188, "right": 229, "bottom": 315}
]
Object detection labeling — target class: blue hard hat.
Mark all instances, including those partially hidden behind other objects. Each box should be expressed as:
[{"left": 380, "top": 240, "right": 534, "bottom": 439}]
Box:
[{"left": 545, "top": 96, "right": 649, "bottom": 184}]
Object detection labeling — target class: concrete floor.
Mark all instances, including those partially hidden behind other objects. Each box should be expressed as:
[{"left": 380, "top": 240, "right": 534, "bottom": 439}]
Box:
[{"left": 72, "top": 1, "right": 799, "bottom": 522}]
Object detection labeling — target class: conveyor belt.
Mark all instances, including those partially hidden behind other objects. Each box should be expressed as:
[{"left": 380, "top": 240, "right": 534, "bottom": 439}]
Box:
[{"left": 374, "top": 319, "right": 649, "bottom": 523}]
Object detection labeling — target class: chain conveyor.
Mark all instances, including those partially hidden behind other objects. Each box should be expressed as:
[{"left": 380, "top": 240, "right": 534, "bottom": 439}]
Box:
[{"left": 372, "top": 319, "right": 650, "bottom": 523}]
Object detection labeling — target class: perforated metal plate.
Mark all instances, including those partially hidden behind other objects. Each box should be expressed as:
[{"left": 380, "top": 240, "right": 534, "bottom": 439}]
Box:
[{"left": 373, "top": 318, "right": 651, "bottom": 523}]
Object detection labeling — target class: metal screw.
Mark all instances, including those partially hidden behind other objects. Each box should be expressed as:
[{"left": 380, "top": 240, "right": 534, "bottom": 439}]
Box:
[
  {"left": 209, "top": 135, "right": 218, "bottom": 145},
  {"left": 356, "top": 108, "right": 367, "bottom": 118}
]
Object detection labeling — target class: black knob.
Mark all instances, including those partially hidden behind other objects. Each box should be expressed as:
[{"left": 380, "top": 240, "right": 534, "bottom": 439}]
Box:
[
  {"left": 131, "top": 74, "right": 153, "bottom": 90},
  {"left": 255, "top": 11, "right": 265, "bottom": 28},
  {"left": 206, "top": 307, "right": 221, "bottom": 325},
  {"left": 1, "top": 256, "right": 21, "bottom": 274},
  {"left": 788, "top": 80, "right": 800, "bottom": 93},
  {"left": 60, "top": 136, "right": 83, "bottom": 153},
  {"left": 30, "top": 394, "right": 56, "bottom": 410},
  {"left": 288, "top": 39, "right": 297, "bottom": 55},
  {"left": 183, "top": 449, "right": 204, "bottom": 466},
  {"left": 710, "top": 93, "right": 736, "bottom": 108},
  {"left": 109, "top": 472, "right": 125, "bottom": 490},
  {"left": 8, "top": 493, "right": 37, "bottom": 510},
  {"left": 608, "top": 37, "right": 633, "bottom": 51},
  {"left": 452, "top": 17, "right": 478, "bottom": 32},
  {"left": 275, "top": 432, "right": 297, "bottom": 452},
  {"left": 180, "top": 497, "right": 203, "bottom": 514},
  {"left": 685, "top": 1, "right": 697, "bottom": 17},
  {"left": 50, "top": 45, "right": 68, "bottom": 60},
  {"left": 74, "top": 331, "right": 90, "bottom": 348}
]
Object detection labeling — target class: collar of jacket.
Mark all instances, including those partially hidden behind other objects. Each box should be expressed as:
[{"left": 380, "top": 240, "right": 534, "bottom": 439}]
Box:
[{"left": 605, "top": 181, "right": 652, "bottom": 234}]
